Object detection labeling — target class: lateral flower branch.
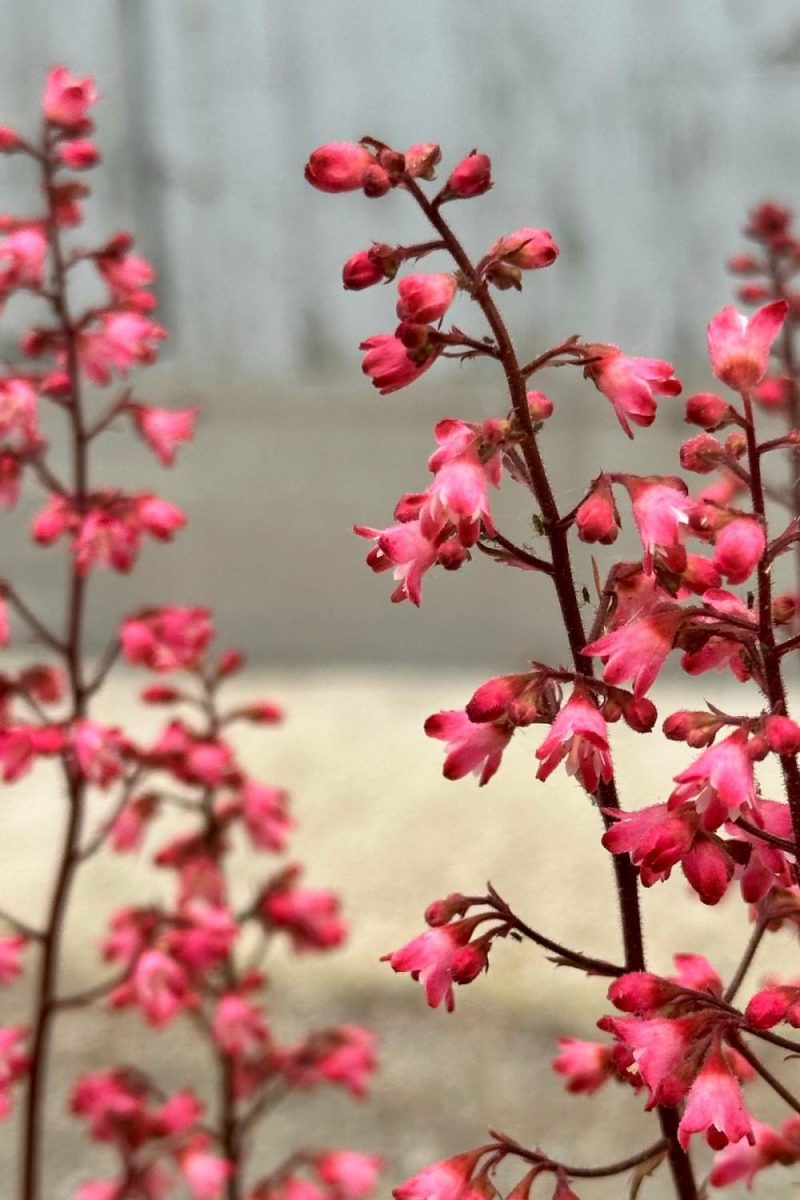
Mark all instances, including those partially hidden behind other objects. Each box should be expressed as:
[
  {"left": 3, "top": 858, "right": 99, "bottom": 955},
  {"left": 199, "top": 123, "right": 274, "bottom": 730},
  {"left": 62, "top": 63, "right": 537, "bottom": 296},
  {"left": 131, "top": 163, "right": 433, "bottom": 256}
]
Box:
[
  {"left": 306, "top": 138, "right": 800, "bottom": 1197},
  {"left": 0, "top": 71, "right": 381, "bottom": 1200}
]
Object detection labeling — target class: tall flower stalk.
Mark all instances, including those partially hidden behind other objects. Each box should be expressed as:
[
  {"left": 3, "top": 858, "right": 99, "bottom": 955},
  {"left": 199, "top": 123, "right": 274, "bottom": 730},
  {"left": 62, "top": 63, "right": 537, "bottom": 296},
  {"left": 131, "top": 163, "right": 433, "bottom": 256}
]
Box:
[{"left": 306, "top": 138, "right": 800, "bottom": 1197}]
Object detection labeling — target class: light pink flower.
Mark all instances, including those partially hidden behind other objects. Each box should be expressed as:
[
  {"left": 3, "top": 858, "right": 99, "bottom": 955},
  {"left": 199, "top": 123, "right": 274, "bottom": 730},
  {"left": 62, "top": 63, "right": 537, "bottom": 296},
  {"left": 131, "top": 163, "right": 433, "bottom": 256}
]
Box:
[
  {"left": 382, "top": 920, "right": 488, "bottom": 1011},
  {"left": 396, "top": 274, "right": 457, "bottom": 324},
  {"left": 583, "top": 346, "right": 681, "bottom": 437},
  {"left": 585, "top": 607, "right": 682, "bottom": 696},
  {"left": 316, "top": 1151, "right": 383, "bottom": 1200},
  {"left": 707, "top": 300, "right": 788, "bottom": 392},
  {"left": 424, "top": 709, "right": 513, "bottom": 786},
  {"left": 132, "top": 404, "right": 197, "bottom": 465},
  {"left": 678, "top": 1043, "right": 754, "bottom": 1150},
  {"left": 535, "top": 692, "right": 612, "bottom": 794},
  {"left": 43, "top": 66, "right": 99, "bottom": 127}
]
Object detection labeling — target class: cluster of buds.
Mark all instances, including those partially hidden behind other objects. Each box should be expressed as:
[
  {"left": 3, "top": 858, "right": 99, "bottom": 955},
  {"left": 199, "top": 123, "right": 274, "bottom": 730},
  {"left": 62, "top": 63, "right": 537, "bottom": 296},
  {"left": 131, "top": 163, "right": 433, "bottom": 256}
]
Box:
[
  {"left": 0, "top": 69, "right": 380, "bottom": 1200},
  {"left": 308, "top": 136, "right": 800, "bottom": 1198}
]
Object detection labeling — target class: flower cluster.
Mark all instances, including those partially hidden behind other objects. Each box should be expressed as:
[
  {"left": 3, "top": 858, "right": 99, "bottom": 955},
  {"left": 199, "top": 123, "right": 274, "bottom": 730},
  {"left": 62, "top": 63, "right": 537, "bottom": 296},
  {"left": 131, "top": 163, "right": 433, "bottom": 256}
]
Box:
[
  {"left": 0, "top": 70, "right": 379, "bottom": 1200},
  {"left": 308, "top": 138, "right": 800, "bottom": 1198}
]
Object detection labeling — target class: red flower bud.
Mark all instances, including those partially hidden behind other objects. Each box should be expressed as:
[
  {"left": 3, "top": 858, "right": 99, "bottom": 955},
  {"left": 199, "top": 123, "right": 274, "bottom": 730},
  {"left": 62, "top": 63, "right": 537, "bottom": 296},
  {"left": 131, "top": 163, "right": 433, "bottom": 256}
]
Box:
[
  {"left": 444, "top": 153, "right": 491, "bottom": 200},
  {"left": 304, "top": 142, "right": 373, "bottom": 193},
  {"left": 684, "top": 392, "right": 734, "bottom": 431},
  {"left": 342, "top": 251, "right": 385, "bottom": 291},
  {"left": 527, "top": 390, "right": 554, "bottom": 421}
]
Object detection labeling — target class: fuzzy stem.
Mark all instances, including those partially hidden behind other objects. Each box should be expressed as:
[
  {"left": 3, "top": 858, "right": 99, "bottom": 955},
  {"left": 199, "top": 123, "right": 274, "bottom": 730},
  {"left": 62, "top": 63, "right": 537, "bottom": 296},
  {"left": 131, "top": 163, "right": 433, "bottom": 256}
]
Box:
[
  {"left": 20, "top": 128, "right": 91, "bottom": 1200},
  {"left": 404, "top": 178, "right": 698, "bottom": 1200}
]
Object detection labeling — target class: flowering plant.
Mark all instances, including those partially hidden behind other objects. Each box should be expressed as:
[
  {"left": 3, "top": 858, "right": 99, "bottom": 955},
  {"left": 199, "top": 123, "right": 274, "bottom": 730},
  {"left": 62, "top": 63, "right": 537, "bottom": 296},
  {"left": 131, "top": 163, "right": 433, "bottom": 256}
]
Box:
[
  {"left": 0, "top": 70, "right": 379, "bottom": 1200},
  {"left": 306, "top": 138, "right": 800, "bottom": 1196}
]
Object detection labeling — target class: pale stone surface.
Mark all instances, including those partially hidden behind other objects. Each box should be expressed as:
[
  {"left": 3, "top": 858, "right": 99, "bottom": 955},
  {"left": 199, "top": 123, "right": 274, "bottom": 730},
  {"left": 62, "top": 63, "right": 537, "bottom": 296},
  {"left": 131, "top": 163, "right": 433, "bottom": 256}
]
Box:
[{"left": 0, "top": 667, "right": 795, "bottom": 1195}]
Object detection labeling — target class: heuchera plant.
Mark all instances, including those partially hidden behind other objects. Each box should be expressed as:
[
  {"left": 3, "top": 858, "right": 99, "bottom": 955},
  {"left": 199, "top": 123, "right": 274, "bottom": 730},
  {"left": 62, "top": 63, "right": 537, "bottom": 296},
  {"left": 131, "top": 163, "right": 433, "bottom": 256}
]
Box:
[
  {"left": 0, "top": 71, "right": 379, "bottom": 1200},
  {"left": 306, "top": 138, "right": 800, "bottom": 1197}
]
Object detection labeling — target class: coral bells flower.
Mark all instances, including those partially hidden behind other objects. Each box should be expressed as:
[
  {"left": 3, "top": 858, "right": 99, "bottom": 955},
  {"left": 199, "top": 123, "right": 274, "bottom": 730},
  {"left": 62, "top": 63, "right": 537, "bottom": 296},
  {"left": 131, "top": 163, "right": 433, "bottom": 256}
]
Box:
[
  {"left": 583, "top": 345, "right": 681, "bottom": 438},
  {"left": 745, "top": 980, "right": 800, "bottom": 1029},
  {"left": 121, "top": 606, "right": 213, "bottom": 672},
  {"left": 711, "top": 517, "right": 765, "bottom": 585},
  {"left": 110, "top": 949, "right": 195, "bottom": 1027},
  {"left": 483, "top": 227, "right": 559, "bottom": 288},
  {"left": 360, "top": 331, "right": 440, "bottom": 394},
  {"left": 131, "top": 404, "right": 197, "bottom": 466},
  {"left": 79, "top": 312, "right": 167, "bottom": 384},
  {"left": 382, "top": 918, "right": 489, "bottom": 1011},
  {"left": 707, "top": 300, "right": 788, "bottom": 392},
  {"left": 304, "top": 142, "right": 373, "bottom": 193},
  {"left": 553, "top": 1038, "right": 616, "bottom": 1094},
  {"left": 678, "top": 1043, "right": 754, "bottom": 1150},
  {"left": 424, "top": 709, "right": 513, "bottom": 786},
  {"left": 709, "top": 1116, "right": 800, "bottom": 1188},
  {"left": 393, "top": 1151, "right": 486, "bottom": 1200},
  {"left": 0, "top": 227, "right": 48, "bottom": 292},
  {"left": 316, "top": 1151, "right": 383, "bottom": 1200},
  {"left": 535, "top": 692, "right": 612, "bottom": 794},
  {"left": 354, "top": 510, "right": 442, "bottom": 606},
  {"left": 621, "top": 475, "right": 693, "bottom": 573},
  {"left": 575, "top": 475, "right": 620, "bottom": 544},
  {"left": 260, "top": 866, "right": 346, "bottom": 952},
  {"left": 0, "top": 1026, "right": 29, "bottom": 1116},
  {"left": 43, "top": 66, "right": 99, "bottom": 128},
  {"left": 669, "top": 730, "right": 756, "bottom": 827},
  {"left": 585, "top": 606, "right": 682, "bottom": 697},
  {"left": 178, "top": 1137, "right": 232, "bottom": 1199},
  {"left": 396, "top": 274, "right": 457, "bottom": 324}
]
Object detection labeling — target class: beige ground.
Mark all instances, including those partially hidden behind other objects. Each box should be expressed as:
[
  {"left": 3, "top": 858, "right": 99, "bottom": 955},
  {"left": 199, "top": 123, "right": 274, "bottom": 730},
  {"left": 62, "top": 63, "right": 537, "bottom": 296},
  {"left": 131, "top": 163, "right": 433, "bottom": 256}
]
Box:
[{"left": 0, "top": 667, "right": 796, "bottom": 1198}]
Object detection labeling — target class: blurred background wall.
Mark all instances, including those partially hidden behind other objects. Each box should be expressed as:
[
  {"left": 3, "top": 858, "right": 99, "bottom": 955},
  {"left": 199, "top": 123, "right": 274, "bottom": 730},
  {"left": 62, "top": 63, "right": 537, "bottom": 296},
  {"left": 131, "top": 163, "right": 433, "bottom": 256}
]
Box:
[{"left": 0, "top": 0, "right": 799, "bottom": 668}]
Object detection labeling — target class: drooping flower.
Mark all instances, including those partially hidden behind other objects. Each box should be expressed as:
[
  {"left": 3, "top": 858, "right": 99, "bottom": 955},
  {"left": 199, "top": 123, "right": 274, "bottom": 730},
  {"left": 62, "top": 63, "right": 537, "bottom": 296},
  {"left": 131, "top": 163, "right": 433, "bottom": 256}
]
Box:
[
  {"left": 583, "top": 345, "right": 681, "bottom": 437},
  {"left": 535, "top": 692, "right": 612, "bottom": 794},
  {"left": 382, "top": 918, "right": 489, "bottom": 1011},
  {"left": 131, "top": 404, "right": 197, "bottom": 466},
  {"left": 585, "top": 607, "right": 682, "bottom": 697},
  {"left": 424, "top": 709, "right": 513, "bottom": 786},
  {"left": 121, "top": 606, "right": 213, "bottom": 672},
  {"left": 669, "top": 730, "right": 756, "bottom": 828},
  {"left": 396, "top": 274, "right": 457, "bottom": 324}
]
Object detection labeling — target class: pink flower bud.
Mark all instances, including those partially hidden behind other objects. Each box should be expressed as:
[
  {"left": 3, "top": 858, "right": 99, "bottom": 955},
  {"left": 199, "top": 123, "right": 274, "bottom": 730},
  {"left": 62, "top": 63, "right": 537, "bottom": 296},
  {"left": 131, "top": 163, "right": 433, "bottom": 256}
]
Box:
[
  {"left": 0, "top": 127, "right": 20, "bottom": 152},
  {"left": 608, "top": 971, "right": 681, "bottom": 1013},
  {"left": 449, "top": 941, "right": 488, "bottom": 984},
  {"left": 621, "top": 695, "right": 658, "bottom": 733},
  {"left": 486, "top": 227, "right": 559, "bottom": 270},
  {"left": 444, "top": 153, "right": 492, "bottom": 200},
  {"left": 527, "top": 390, "right": 554, "bottom": 421},
  {"left": 304, "top": 142, "right": 373, "bottom": 193},
  {"left": 712, "top": 518, "right": 765, "bottom": 584},
  {"left": 773, "top": 593, "right": 799, "bottom": 624},
  {"left": 756, "top": 375, "right": 791, "bottom": 407},
  {"left": 396, "top": 273, "right": 457, "bottom": 324},
  {"left": 425, "top": 894, "right": 470, "bottom": 927},
  {"left": 738, "top": 283, "right": 768, "bottom": 304},
  {"left": 764, "top": 715, "right": 800, "bottom": 755},
  {"left": 685, "top": 392, "right": 733, "bottom": 430},
  {"left": 59, "top": 140, "right": 100, "bottom": 170},
  {"left": 575, "top": 476, "right": 620, "bottom": 544},
  {"left": 437, "top": 538, "right": 470, "bottom": 570},
  {"left": 342, "top": 251, "right": 385, "bottom": 291},
  {"left": 43, "top": 66, "right": 99, "bottom": 129},
  {"left": 680, "top": 433, "right": 725, "bottom": 473},
  {"left": 662, "top": 711, "right": 721, "bottom": 748},
  {"left": 727, "top": 254, "right": 760, "bottom": 274}
]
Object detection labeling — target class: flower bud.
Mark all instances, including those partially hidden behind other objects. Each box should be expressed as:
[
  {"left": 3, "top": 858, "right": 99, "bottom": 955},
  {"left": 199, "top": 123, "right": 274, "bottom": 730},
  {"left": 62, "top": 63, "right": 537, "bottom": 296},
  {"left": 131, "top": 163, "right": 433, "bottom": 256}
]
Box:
[
  {"left": 712, "top": 517, "right": 765, "bottom": 585},
  {"left": 662, "top": 710, "right": 721, "bottom": 748},
  {"left": 437, "top": 539, "right": 470, "bottom": 570},
  {"left": 727, "top": 254, "right": 760, "bottom": 275},
  {"left": 608, "top": 971, "right": 680, "bottom": 1013},
  {"left": 393, "top": 492, "right": 426, "bottom": 523},
  {"left": 217, "top": 649, "right": 245, "bottom": 677},
  {"left": 404, "top": 143, "right": 441, "bottom": 179},
  {"left": 764, "top": 715, "right": 800, "bottom": 755},
  {"left": 486, "top": 227, "right": 558, "bottom": 270},
  {"left": 59, "top": 140, "right": 100, "bottom": 169},
  {"left": 449, "top": 942, "right": 488, "bottom": 984},
  {"left": 342, "top": 250, "right": 385, "bottom": 291},
  {"left": 304, "top": 142, "right": 373, "bottom": 193},
  {"left": 773, "top": 592, "right": 799, "bottom": 625},
  {"left": 141, "top": 684, "right": 181, "bottom": 705},
  {"left": 684, "top": 392, "right": 734, "bottom": 431},
  {"left": 575, "top": 476, "right": 620, "bottom": 544},
  {"left": 527, "top": 390, "right": 553, "bottom": 421},
  {"left": 466, "top": 674, "right": 536, "bottom": 724},
  {"left": 755, "top": 376, "right": 790, "bottom": 408},
  {"left": 679, "top": 433, "right": 724, "bottom": 474},
  {"left": 738, "top": 283, "right": 768, "bottom": 304},
  {"left": 621, "top": 695, "right": 658, "bottom": 733},
  {"left": 443, "top": 153, "right": 491, "bottom": 200},
  {"left": 0, "top": 127, "right": 21, "bottom": 152},
  {"left": 396, "top": 273, "right": 457, "bottom": 324},
  {"left": 361, "top": 164, "right": 392, "bottom": 198},
  {"left": 424, "top": 893, "right": 470, "bottom": 926}
]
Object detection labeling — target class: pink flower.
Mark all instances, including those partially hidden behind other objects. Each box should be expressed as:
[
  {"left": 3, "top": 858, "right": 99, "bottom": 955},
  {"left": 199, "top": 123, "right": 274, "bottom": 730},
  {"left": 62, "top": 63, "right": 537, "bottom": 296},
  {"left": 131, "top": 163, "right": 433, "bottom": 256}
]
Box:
[
  {"left": 0, "top": 1026, "right": 29, "bottom": 1116},
  {"left": 283, "top": 1025, "right": 376, "bottom": 1097},
  {"left": 712, "top": 518, "right": 765, "bottom": 584},
  {"left": 585, "top": 607, "right": 682, "bottom": 696},
  {"left": 59, "top": 139, "right": 100, "bottom": 169},
  {"left": 354, "top": 511, "right": 443, "bottom": 606},
  {"left": 121, "top": 606, "right": 213, "bottom": 671},
  {"left": 553, "top": 1038, "right": 616, "bottom": 1094},
  {"left": 96, "top": 247, "right": 156, "bottom": 300},
  {"left": 382, "top": 919, "right": 488, "bottom": 1011},
  {"left": 359, "top": 332, "right": 439, "bottom": 394},
  {"left": 79, "top": 312, "right": 167, "bottom": 384},
  {"left": 486, "top": 227, "right": 559, "bottom": 270},
  {"left": 260, "top": 866, "right": 346, "bottom": 952},
  {"left": 424, "top": 709, "right": 513, "bottom": 786},
  {"left": 707, "top": 300, "right": 788, "bottom": 392},
  {"left": 394, "top": 1152, "right": 485, "bottom": 1200},
  {"left": 0, "top": 227, "right": 48, "bottom": 291},
  {"left": 316, "top": 1151, "right": 383, "bottom": 1200},
  {"left": 535, "top": 692, "right": 612, "bottom": 794},
  {"left": 110, "top": 949, "right": 195, "bottom": 1027},
  {"left": 43, "top": 66, "right": 99, "bottom": 128},
  {"left": 602, "top": 803, "right": 695, "bottom": 888},
  {"left": 583, "top": 345, "right": 681, "bottom": 437},
  {"left": 304, "top": 143, "right": 374, "bottom": 193},
  {"left": 238, "top": 781, "right": 294, "bottom": 851},
  {"left": 669, "top": 730, "right": 756, "bottom": 827},
  {"left": 72, "top": 720, "right": 126, "bottom": 787},
  {"left": 396, "top": 274, "right": 457, "bottom": 324},
  {"left": 745, "top": 981, "right": 800, "bottom": 1029},
  {"left": 710, "top": 1117, "right": 800, "bottom": 1188},
  {"left": 132, "top": 404, "right": 197, "bottom": 465},
  {"left": 0, "top": 936, "right": 25, "bottom": 984},
  {"left": 444, "top": 154, "right": 492, "bottom": 199},
  {"left": 179, "top": 1137, "right": 232, "bottom": 1199},
  {"left": 678, "top": 1043, "right": 754, "bottom": 1150},
  {"left": 622, "top": 475, "right": 693, "bottom": 572},
  {"left": 0, "top": 377, "right": 39, "bottom": 448},
  {"left": 0, "top": 724, "right": 65, "bottom": 782},
  {"left": 212, "top": 993, "right": 270, "bottom": 1060}
]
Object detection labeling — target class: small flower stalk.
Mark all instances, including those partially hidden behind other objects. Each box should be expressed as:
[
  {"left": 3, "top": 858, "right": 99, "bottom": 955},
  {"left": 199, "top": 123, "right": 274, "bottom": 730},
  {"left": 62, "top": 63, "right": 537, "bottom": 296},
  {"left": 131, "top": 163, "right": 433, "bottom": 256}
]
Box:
[
  {"left": 307, "top": 137, "right": 800, "bottom": 1197},
  {"left": 0, "top": 72, "right": 380, "bottom": 1200}
]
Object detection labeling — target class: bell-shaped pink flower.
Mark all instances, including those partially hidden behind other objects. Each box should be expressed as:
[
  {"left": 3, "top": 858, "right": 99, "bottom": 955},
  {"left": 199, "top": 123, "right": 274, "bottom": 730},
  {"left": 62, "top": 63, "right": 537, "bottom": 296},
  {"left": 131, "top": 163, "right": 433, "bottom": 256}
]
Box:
[
  {"left": 553, "top": 1038, "right": 615, "bottom": 1094},
  {"left": 132, "top": 404, "right": 197, "bottom": 466},
  {"left": 583, "top": 345, "right": 681, "bottom": 438},
  {"left": 43, "top": 66, "right": 99, "bottom": 128},
  {"left": 359, "top": 332, "right": 439, "bottom": 394},
  {"left": 535, "top": 692, "right": 612, "bottom": 794},
  {"left": 382, "top": 919, "right": 488, "bottom": 1011},
  {"left": 669, "top": 730, "right": 756, "bottom": 828},
  {"left": 585, "top": 607, "right": 682, "bottom": 696},
  {"left": 393, "top": 1151, "right": 485, "bottom": 1200},
  {"left": 623, "top": 475, "right": 693, "bottom": 573},
  {"left": 678, "top": 1043, "right": 754, "bottom": 1150},
  {"left": 316, "top": 1152, "right": 383, "bottom": 1200},
  {"left": 707, "top": 300, "right": 788, "bottom": 392},
  {"left": 424, "top": 709, "right": 513, "bottom": 786}
]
